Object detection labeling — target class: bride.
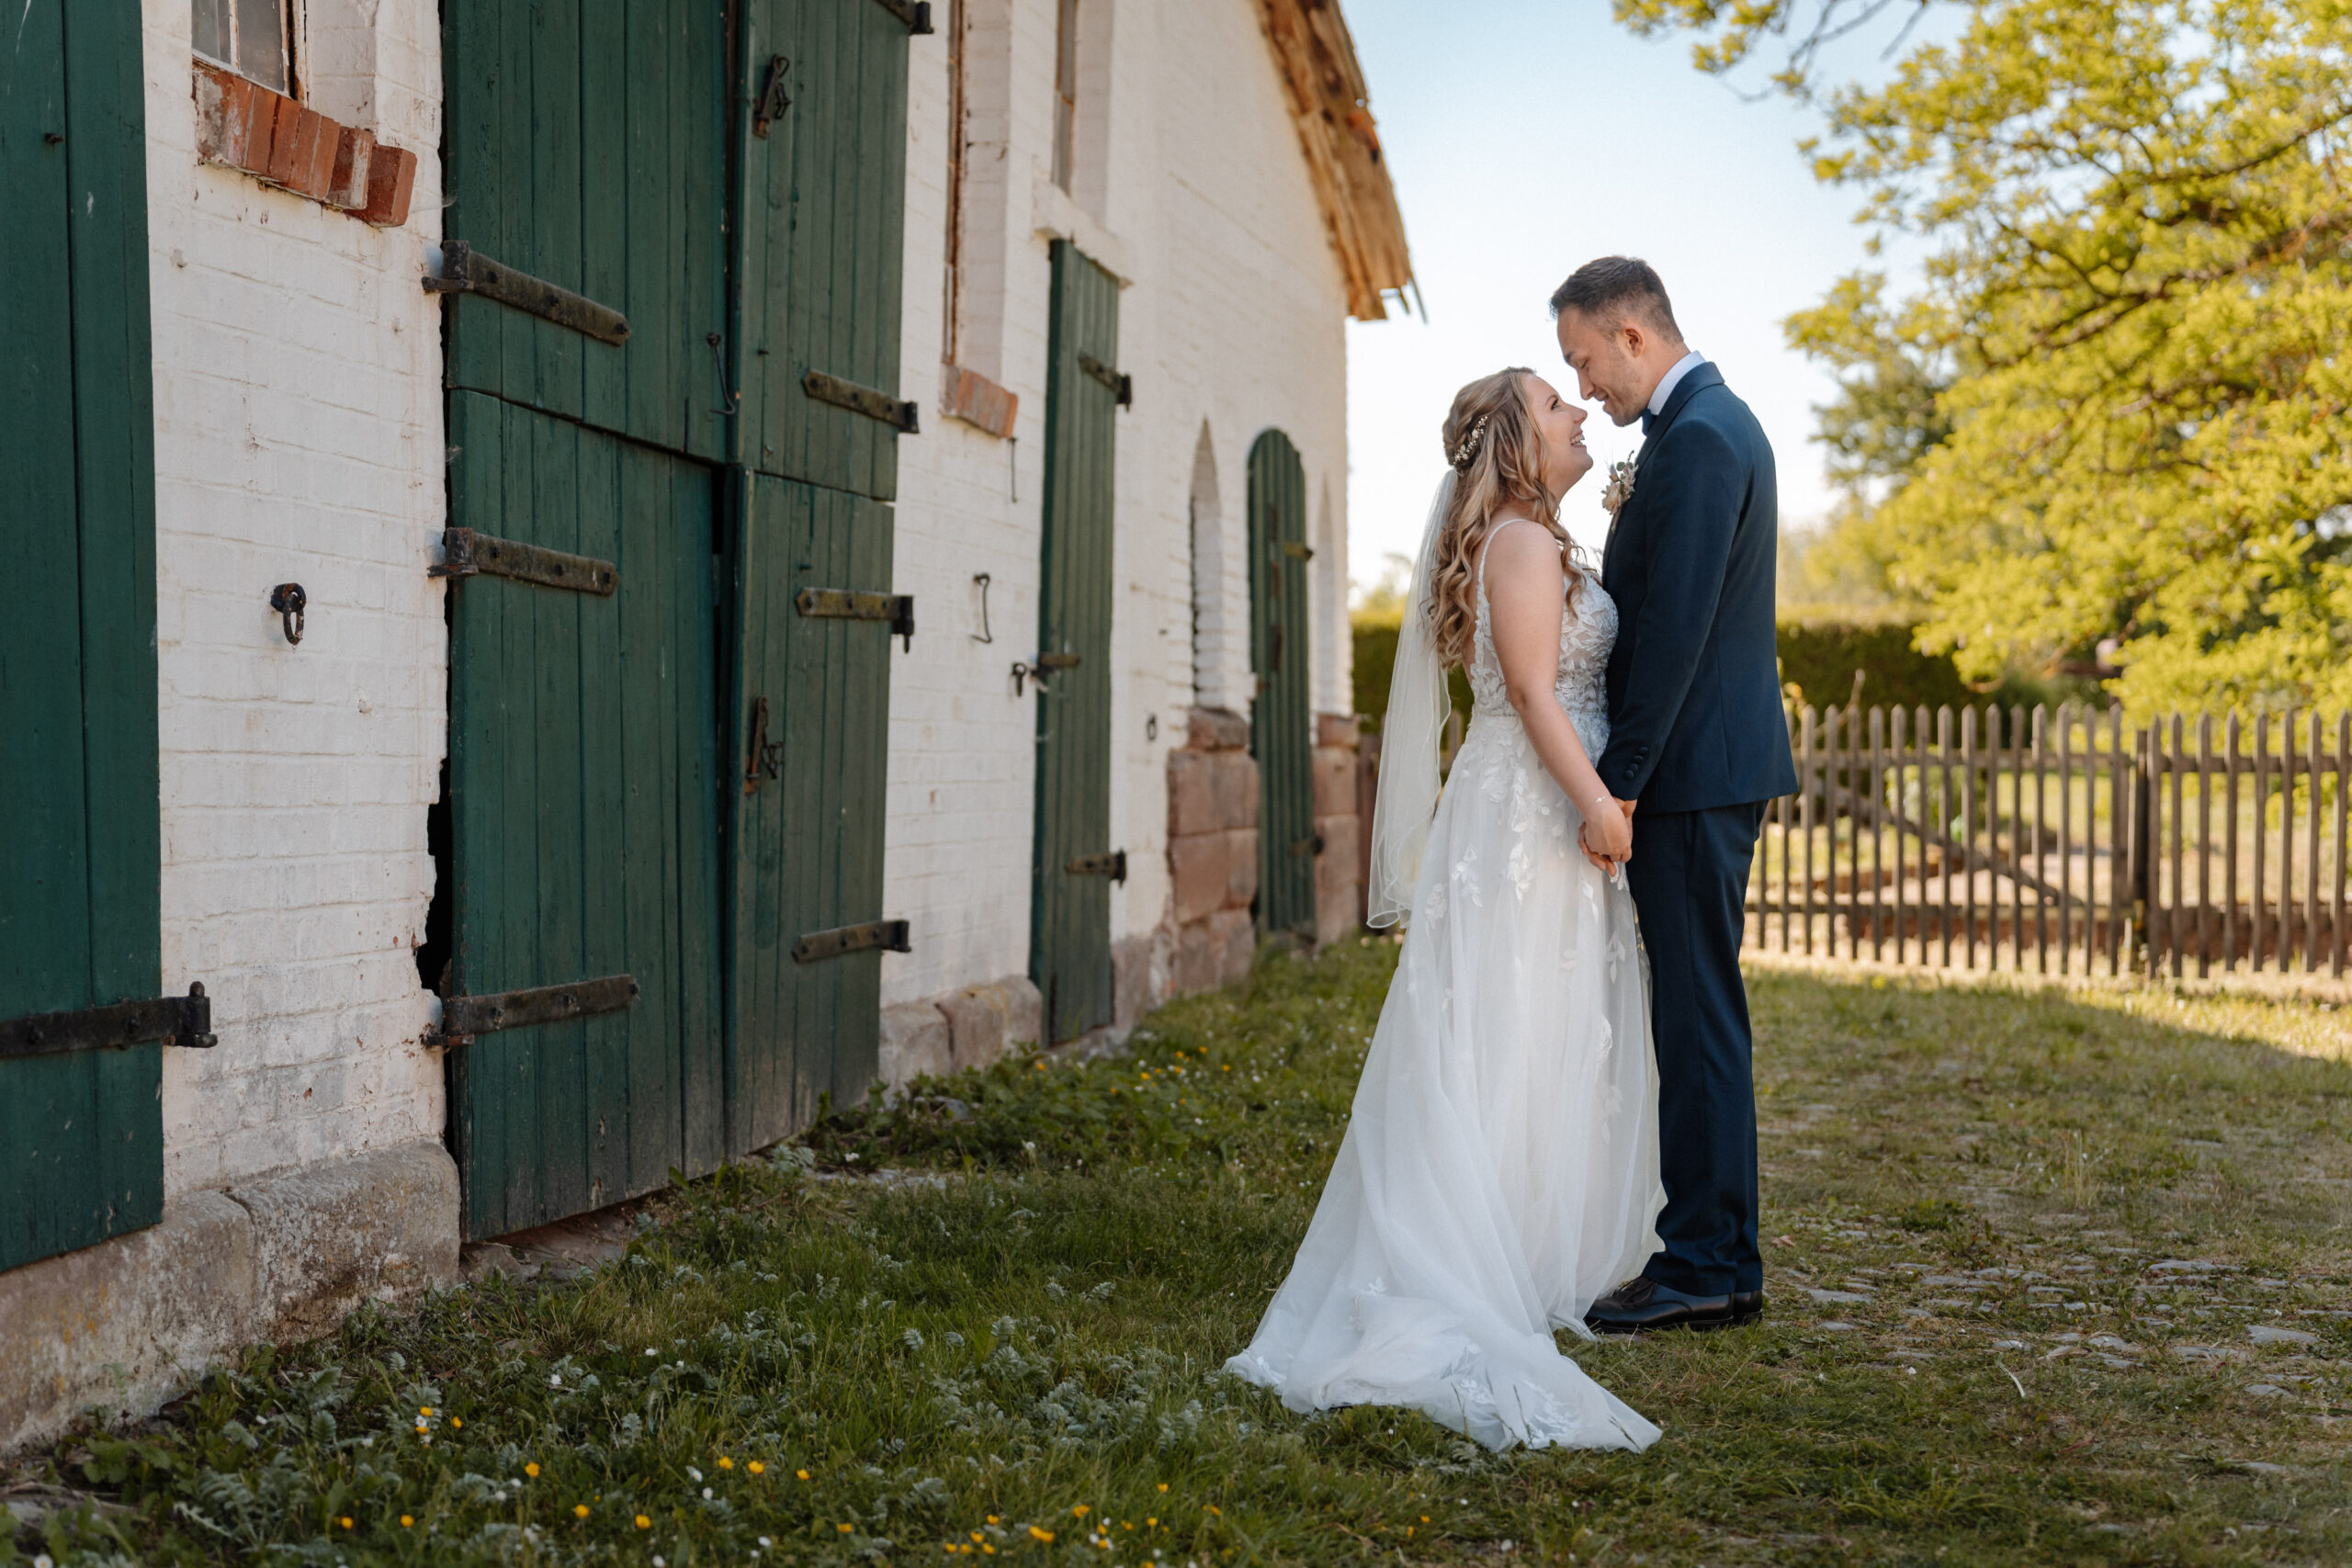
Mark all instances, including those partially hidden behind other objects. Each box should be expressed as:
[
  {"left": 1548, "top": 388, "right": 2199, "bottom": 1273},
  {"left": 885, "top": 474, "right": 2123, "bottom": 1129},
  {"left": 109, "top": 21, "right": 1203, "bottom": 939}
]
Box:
[{"left": 1225, "top": 368, "right": 1664, "bottom": 1451}]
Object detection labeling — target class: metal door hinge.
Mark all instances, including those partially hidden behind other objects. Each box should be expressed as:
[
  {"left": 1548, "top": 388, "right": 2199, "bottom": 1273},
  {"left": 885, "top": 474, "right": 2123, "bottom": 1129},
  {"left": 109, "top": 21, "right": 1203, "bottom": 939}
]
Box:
[
  {"left": 792, "top": 920, "right": 911, "bottom": 964},
  {"left": 1077, "top": 353, "right": 1132, "bottom": 408},
  {"left": 1066, "top": 851, "right": 1128, "bottom": 884},
  {"left": 1280, "top": 540, "right": 1315, "bottom": 561},
  {"left": 424, "top": 242, "right": 630, "bottom": 345},
  {"left": 871, "top": 0, "right": 934, "bottom": 32},
  {"left": 795, "top": 587, "right": 915, "bottom": 649},
  {"left": 803, "top": 370, "right": 920, "bottom": 434},
  {"left": 0, "top": 983, "right": 217, "bottom": 1063},
  {"left": 1289, "top": 834, "right": 1326, "bottom": 859},
  {"left": 429, "top": 974, "right": 639, "bottom": 1047},
  {"left": 431, "top": 528, "right": 619, "bottom": 595}
]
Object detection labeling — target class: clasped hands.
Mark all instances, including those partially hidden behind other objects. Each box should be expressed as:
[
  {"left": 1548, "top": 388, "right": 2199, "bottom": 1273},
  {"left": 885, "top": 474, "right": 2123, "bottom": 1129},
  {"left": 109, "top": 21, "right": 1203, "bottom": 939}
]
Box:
[{"left": 1578, "top": 796, "right": 1637, "bottom": 874}]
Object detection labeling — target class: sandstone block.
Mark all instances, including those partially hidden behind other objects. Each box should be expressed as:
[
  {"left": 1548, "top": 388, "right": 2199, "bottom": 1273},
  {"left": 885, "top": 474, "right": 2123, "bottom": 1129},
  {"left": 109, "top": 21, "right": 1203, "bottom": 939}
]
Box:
[
  {"left": 232, "top": 1140, "right": 460, "bottom": 1339},
  {"left": 1317, "top": 712, "right": 1362, "bottom": 749},
  {"left": 1208, "top": 907, "right": 1256, "bottom": 987},
  {"left": 1312, "top": 747, "right": 1356, "bottom": 817},
  {"left": 1210, "top": 750, "right": 1259, "bottom": 830},
  {"left": 1166, "top": 749, "right": 1217, "bottom": 837},
  {"left": 940, "top": 977, "right": 1037, "bottom": 1071},
  {"left": 878, "top": 1000, "right": 952, "bottom": 1087},
  {"left": 1315, "top": 815, "right": 1361, "bottom": 887},
  {"left": 0, "top": 1193, "right": 257, "bottom": 1455},
  {"left": 1169, "top": 831, "right": 1232, "bottom": 924},
  {"left": 1223, "top": 828, "right": 1260, "bottom": 909},
  {"left": 1184, "top": 706, "right": 1250, "bottom": 751}
]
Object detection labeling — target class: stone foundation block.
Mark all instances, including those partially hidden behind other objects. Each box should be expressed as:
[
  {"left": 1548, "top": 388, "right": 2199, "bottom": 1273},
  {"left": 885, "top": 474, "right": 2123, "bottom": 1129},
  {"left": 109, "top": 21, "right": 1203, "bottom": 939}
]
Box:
[
  {"left": 235, "top": 1141, "right": 459, "bottom": 1339},
  {"left": 1167, "top": 749, "right": 1217, "bottom": 837},
  {"left": 878, "top": 1000, "right": 953, "bottom": 1086},
  {"left": 1208, "top": 750, "right": 1260, "bottom": 830},
  {"left": 1313, "top": 747, "right": 1357, "bottom": 818},
  {"left": 1169, "top": 831, "right": 1234, "bottom": 923},
  {"left": 940, "top": 976, "right": 1042, "bottom": 1069},
  {"left": 0, "top": 1140, "right": 458, "bottom": 1456},
  {"left": 1185, "top": 706, "right": 1251, "bottom": 751}
]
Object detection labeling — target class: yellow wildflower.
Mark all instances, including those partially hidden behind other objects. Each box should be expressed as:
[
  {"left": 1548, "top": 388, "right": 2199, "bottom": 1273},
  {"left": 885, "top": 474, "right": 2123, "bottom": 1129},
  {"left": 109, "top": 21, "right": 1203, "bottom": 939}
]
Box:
[
  {"left": 1071, "top": 1505, "right": 1091, "bottom": 1517},
  {"left": 636, "top": 1515, "right": 652, "bottom": 1529},
  {"left": 400, "top": 1516, "right": 413, "bottom": 1529},
  {"left": 749, "top": 1461, "right": 765, "bottom": 1474},
  {"left": 338, "top": 1517, "right": 354, "bottom": 1530},
  {"left": 838, "top": 1523, "right": 856, "bottom": 1534},
  {"left": 797, "top": 1469, "right": 811, "bottom": 1481},
  {"left": 574, "top": 1504, "right": 591, "bottom": 1518},
  {"left": 526, "top": 1462, "right": 540, "bottom": 1478},
  {"left": 718, "top": 1457, "right": 733, "bottom": 1470},
  {"left": 1029, "top": 1526, "right": 1056, "bottom": 1542}
]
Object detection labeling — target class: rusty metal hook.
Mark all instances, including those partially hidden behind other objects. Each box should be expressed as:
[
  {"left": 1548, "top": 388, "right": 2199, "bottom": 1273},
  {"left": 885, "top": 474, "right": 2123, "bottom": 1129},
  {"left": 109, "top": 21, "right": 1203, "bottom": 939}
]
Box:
[{"left": 268, "top": 583, "right": 306, "bottom": 645}]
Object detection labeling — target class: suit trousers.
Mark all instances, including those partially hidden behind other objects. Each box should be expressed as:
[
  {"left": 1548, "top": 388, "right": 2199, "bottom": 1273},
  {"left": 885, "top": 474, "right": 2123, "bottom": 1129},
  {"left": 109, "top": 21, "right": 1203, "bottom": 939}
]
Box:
[{"left": 1624, "top": 800, "right": 1767, "bottom": 1295}]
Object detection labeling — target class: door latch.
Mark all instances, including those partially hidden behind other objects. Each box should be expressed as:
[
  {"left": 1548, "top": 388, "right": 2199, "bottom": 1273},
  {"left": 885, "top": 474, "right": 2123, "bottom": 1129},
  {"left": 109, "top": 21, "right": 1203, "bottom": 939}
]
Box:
[{"left": 743, "top": 695, "right": 783, "bottom": 795}]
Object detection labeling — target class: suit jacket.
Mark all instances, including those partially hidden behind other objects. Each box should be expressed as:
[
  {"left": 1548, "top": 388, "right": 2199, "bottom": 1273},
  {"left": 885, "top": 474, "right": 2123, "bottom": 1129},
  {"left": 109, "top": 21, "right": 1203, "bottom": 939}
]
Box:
[{"left": 1596, "top": 364, "right": 1797, "bottom": 813}]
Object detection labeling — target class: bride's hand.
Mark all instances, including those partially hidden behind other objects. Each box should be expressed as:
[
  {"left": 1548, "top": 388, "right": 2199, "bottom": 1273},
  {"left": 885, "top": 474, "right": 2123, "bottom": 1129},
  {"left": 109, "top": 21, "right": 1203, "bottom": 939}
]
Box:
[{"left": 1580, "top": 796, "right": 1633, "bottom": 863}]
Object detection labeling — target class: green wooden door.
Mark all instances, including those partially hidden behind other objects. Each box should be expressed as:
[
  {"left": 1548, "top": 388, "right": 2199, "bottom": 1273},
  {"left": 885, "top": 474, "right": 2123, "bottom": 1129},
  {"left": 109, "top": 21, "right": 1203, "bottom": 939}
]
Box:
[
  {"left": 1249, "top": 430, "right": 1316, "bottom": 938},
  {"left": 725, "top": 0, "right": 914, "bottom": 1141},
  {"left": 440, "top": 0, "right": 732, "bottom": 1236},
  {"left": 442, "top": 394, "right": 726, "bottom": 1240},
  {"left": 442, "top": 0, "right": 729, "bottom": 462},
  {"left": 441, "top": 0, "right": 917, "bottom": 1215},
  {"left": 1, "top": 0, "right": 164, "bottom": 1272},
  {"left": 738, "top": 0, "right": 912, "bottom": 503},
  {"left": 728, "top": 477, "right": 897, "bottom": 1146},
  {"left": 1031, "top": 243, "right": 1122, "bottom": 1043}
]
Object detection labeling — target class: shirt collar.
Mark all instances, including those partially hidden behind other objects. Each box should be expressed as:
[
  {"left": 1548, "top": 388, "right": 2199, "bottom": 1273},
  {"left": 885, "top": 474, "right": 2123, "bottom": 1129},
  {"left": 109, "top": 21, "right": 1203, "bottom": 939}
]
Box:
[{"left": 1646, "top": 350, "right": 1707, "bottom": 417}]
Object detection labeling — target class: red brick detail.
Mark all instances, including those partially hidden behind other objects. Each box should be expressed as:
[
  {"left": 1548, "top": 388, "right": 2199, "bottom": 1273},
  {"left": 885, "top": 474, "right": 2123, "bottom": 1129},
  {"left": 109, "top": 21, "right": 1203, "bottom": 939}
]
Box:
[
  {"left": 942, "top": 364, "right": 1019, "bottom": 438},
  {"left": 189, "top": 62, "right": 416, "bottom": 226},
  {"left": 328, "top": 126, "right": 376, "bottom": 210},
  {"left": 356, "top": 144, "right": 417, "bottom": 228}
]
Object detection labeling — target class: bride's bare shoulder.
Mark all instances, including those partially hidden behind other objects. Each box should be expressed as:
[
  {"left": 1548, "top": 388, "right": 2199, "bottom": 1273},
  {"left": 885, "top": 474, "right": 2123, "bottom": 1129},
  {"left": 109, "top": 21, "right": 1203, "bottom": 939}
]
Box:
[{"left": 1484, "top": 519, "right": 1566, "bottom": 576}]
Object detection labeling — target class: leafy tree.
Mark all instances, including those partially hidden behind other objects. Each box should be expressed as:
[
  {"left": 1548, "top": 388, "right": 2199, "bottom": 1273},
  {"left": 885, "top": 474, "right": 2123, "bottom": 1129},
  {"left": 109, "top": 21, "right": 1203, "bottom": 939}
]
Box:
[{"left": 1618, "top": 0, "right": 2352, "bottom": 713}]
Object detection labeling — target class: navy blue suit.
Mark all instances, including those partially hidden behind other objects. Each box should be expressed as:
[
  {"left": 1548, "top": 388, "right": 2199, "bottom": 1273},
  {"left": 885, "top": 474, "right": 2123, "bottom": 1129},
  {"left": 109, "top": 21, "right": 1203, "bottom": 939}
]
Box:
[{"left": 1597, "top": 362, "right": 1795, "bottom": 1297}]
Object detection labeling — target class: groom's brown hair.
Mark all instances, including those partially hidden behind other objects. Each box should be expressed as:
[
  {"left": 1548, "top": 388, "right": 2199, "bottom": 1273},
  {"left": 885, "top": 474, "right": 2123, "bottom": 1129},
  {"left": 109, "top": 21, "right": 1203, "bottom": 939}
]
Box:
[{"left": 1549, "top": 256, "right": 1682, "bottom": 341}]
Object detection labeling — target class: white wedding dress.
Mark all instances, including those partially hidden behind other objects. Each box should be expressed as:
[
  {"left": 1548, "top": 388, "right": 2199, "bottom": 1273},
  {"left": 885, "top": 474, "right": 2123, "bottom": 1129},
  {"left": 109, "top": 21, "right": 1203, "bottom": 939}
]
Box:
[{"left": 1226, "top": 525, "right": 1665, "bottom": 1451}]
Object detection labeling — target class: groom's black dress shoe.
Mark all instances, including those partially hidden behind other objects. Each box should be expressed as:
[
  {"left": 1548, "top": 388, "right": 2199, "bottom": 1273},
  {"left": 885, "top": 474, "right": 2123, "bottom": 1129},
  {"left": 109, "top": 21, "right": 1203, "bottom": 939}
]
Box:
[{"left": 1586, "top": 1278, "right": 1767, "bottom": 1335}]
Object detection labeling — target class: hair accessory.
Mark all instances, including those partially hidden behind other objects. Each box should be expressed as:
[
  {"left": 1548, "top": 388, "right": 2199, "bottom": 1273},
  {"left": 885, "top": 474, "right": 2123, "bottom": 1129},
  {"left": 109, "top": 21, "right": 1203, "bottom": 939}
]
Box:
[{"left": 1450, "top": 413, "right": 1492, "bottom": 473}]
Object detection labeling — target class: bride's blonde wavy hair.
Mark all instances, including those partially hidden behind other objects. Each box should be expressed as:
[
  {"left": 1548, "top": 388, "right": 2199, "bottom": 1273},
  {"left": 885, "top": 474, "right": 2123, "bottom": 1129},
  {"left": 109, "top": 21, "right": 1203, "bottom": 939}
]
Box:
[{"left": 1427, "top": 368, "right": 1580, "bottom": 669}]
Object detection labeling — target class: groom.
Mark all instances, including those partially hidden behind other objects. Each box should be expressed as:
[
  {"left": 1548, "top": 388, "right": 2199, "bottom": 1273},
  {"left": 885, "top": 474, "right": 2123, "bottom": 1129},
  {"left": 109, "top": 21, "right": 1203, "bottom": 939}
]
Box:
[{"left": 1552, "top": 258, "right": 1797, "bottom": 1333}]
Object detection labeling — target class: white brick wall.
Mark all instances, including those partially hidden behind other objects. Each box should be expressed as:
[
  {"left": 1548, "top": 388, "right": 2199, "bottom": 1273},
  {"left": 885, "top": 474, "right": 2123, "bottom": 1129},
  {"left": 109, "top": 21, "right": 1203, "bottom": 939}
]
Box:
[
  {"left": 882, "top": 0, "right": 1354, "bottom": 1005},
  {"left": 142, "top": 0, "right": 447, "bottom": 1196}
]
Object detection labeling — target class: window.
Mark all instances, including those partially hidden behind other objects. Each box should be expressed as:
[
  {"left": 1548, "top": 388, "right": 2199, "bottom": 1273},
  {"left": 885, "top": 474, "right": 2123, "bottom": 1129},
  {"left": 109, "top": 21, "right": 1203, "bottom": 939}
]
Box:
[
  {"left": 193, "top": 0, "right": 294, "bottom": 96},
  {"left": 1051, "top": 0, "right": 1078, "bottom": 192}
]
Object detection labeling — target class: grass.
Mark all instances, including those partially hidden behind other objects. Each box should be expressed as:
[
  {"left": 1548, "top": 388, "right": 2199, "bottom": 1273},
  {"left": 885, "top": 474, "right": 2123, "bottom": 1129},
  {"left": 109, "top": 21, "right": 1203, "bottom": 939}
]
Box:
[{"left": 6, "top": 944, "right": 2351, "bottom": 1565}]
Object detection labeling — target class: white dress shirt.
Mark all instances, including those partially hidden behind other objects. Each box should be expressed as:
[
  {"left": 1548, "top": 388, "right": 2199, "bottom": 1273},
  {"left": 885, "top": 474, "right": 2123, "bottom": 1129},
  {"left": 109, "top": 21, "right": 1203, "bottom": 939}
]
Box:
[{"left": 1647, "top": 350, "right": 1708, "bottom": 419}]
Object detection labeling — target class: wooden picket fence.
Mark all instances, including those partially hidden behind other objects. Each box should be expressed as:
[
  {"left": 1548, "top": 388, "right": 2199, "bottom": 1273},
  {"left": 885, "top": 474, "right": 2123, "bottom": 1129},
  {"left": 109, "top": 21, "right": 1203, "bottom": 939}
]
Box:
[{"left": 1748, "top": 704, "right": 2352, "bottom": 980}]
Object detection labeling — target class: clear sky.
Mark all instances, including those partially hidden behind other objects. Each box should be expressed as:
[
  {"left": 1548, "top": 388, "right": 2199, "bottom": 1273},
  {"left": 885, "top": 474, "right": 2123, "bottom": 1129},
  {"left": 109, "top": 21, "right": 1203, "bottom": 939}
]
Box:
[{"left": 1340, "top": 0, "right": 1887, "bottom": 586}]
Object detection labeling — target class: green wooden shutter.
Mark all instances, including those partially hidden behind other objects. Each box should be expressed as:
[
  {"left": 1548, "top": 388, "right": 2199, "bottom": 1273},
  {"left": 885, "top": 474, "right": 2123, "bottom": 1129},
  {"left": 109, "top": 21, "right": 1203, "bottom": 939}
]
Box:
[
  {"left": 442, "top": 0, "right": 729, "bottom": 462},
  {"left": 1249, "top": 430, "right": 1315, "bottom": 938},
  {"left": 728, "top": 477, "right": 896, "bottom": 1146},
  {"left": 1, "top": 0, "right": 165, "bottom": 1271},
  {"left": 737, "top": 0, "right": 912, "bottom": 502},
  {"left": 441, "top": 394, "right": 726, "bottom": 1240},
  {"left": 1031, "top": 243, "right": 1122, "bottom": 1043}
]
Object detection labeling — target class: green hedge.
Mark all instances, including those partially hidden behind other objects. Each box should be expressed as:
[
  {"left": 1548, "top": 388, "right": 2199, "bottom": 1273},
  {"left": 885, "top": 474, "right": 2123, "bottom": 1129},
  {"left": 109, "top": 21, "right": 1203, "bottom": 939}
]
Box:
[{"left": 1351, "top": 611, "right": 2077, "bottom": 728}]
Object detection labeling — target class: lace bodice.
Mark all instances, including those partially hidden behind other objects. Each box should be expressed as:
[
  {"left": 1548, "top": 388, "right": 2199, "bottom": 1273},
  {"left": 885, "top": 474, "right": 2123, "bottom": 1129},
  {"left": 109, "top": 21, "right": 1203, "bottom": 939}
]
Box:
[{"left": 1468, "top": 530, "right": 1616, "bottom": 759}]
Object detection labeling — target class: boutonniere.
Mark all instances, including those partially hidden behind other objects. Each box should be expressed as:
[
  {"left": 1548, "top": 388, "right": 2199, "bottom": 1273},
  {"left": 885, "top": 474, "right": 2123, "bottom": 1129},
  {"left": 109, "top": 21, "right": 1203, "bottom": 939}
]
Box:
[{"left": 1601, "top": 457, "right": 1638, "bottom": 522}]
